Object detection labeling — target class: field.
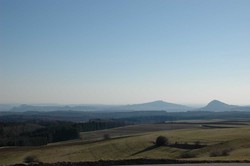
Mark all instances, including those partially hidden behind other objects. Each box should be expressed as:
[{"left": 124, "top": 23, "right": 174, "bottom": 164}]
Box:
[
  {"left": 0, "top": 121, "right": 250, "bottom": 164},
  {"left": 80, "top": 123, "right": 199, "bottom": 141}
]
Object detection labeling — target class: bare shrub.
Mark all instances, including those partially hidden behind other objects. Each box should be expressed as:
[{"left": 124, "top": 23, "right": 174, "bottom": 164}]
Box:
[
  {"left": 179, "top": 152, "right": 197, "bottom": 158},
  {"left": 221, "top": 149, "right": 231, "bottom": 156},
  {"left": 103, "top": 134, "right": 111, "bottom": 140},
  {"left": 209, "top": 149, "right": 231, "bottom": 157},
  {"left": 23, "top": 155, "right": 40, "bottom": 163},
  {"left": 194, "top": 141, "right": 201, "bottom": 146}
]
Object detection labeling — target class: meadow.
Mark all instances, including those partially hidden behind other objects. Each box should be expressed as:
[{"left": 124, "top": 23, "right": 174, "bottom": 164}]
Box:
[{"left": 0, "top": 121, "right": 250, "bottom": 164}]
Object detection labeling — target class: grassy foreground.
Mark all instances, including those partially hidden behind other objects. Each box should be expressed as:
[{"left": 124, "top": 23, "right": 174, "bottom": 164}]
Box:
[{"left": 0, "top": 124, "right": 250, "bottom": 164}]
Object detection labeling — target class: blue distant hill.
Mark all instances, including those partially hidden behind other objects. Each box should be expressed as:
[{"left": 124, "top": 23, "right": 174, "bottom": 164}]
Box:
[
  {"left": 107, "top": 100, "right": 191, "bottom": 112},
  {"left": 200, "top": 100, "right": 250, "bottom": 112},
  {"left": 3, "top": 100, "right": 250, "bottom": 112}
]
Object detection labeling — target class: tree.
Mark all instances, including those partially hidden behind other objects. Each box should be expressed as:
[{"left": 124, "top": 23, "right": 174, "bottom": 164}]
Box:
[{"left": 155, "top": 136, "right": 168, "bottom": 146}]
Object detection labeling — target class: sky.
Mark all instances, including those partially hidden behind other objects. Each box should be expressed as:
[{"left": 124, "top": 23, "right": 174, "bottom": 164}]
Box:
[{"left": 0, "top": 0, "right": 250, "bottom": 105}]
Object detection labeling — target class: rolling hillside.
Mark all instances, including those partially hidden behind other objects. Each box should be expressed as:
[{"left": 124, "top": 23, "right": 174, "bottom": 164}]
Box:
[{"left": 1, "top": 122, "right": 250, "bottom": 164}]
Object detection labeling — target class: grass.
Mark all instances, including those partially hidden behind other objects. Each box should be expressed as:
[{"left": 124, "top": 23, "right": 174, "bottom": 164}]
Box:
[
  {"left": 0, "top": 123, "right": 250, "bottom": 164},
  {"left": 80, "top": 123, "right": 199, "bottom": 141}
]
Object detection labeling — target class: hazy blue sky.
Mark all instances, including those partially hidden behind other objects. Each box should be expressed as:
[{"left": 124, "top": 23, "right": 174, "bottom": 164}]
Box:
[{"left": 1, "top": 0, "right": 250, "bottom": 105}]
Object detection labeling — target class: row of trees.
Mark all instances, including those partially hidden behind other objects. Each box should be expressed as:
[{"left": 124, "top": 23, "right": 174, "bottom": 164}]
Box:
[
  {"left": 154, "top": 136, "right": 230, "bottom": 158},
  {"left": 155, "top": 136, "right": 205, "bottom": 149}
]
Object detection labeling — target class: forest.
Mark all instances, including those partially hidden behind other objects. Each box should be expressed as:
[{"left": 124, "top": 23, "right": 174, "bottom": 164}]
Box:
[{"left": 0, "top": 119, "right": 126, "bottom": 146}]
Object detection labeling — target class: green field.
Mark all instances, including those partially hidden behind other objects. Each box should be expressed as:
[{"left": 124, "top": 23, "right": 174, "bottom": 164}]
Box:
[{"left": 0, "top": 122, "right": 250, "bottom": 164}]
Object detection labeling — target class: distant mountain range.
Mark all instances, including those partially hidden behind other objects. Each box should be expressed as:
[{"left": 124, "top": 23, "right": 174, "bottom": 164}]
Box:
[
  {"left": 106, "top": 100, "right": 191, "bottom": 112},
  {"left": 9, "top": 104, "right": 112, "bottom": 112},
  {"left": 7, "top": 100, "right": 190, "bottom": 112},
  {"left": 0, "top": 104, "right": 19, "bottom": 112},
  {"left": 1, "top": 100, "right": 250, "bottom": 112}
]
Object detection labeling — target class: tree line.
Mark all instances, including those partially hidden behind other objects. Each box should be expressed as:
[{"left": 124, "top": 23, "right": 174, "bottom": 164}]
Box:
[{"left": 0, "top": 119, "right": 126, "bottom": 146}]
